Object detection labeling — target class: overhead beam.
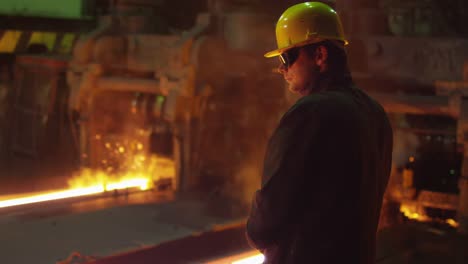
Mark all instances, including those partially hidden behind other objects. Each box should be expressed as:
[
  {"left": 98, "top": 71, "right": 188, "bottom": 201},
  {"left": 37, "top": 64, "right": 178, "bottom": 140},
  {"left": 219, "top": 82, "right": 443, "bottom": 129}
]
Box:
[{"left": 0, "top": 15, "right": 96, "bottom": 33}]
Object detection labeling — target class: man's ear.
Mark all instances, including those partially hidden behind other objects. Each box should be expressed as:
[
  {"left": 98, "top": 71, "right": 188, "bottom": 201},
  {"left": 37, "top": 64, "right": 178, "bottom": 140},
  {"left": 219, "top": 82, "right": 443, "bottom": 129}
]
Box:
[{"left": 314, "top": 45, "right": 328, "bottom": 72}]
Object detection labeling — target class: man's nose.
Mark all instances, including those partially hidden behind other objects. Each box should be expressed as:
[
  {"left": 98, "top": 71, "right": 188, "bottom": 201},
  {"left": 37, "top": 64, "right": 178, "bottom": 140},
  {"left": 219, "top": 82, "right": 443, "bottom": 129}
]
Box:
[{"left": 277, "top": 63, "right": 287, "bottom": 74}]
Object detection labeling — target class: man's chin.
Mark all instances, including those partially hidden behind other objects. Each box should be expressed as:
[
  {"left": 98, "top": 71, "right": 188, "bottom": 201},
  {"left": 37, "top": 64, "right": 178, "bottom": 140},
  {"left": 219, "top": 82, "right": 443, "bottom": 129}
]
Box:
[{"left": 288, "top": 85, "right": 309, "bottom": 96}]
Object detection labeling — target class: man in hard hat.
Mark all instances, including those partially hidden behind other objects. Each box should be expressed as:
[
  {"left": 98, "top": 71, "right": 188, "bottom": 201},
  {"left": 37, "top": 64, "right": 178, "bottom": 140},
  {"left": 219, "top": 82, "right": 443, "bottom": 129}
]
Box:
[{"left": 246, "top": 2, "right": 393, "bottom": 264}]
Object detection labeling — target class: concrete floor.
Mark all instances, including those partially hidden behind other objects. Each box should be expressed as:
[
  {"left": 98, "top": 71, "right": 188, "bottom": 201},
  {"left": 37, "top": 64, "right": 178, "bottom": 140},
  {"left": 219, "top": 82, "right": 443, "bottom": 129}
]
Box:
[
  {"left": 0, "top": 190, "right": 467, "bottom": 264},
  {"left": 0, "top": 191, "right": 244, "bottom": 264}
]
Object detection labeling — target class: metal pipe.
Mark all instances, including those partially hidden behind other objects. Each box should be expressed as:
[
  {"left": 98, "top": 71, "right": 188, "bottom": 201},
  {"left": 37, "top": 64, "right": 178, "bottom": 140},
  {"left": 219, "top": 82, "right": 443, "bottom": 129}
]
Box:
[
  {"left": 95, "top": 77, "right": 166, "bottom": 95},
  {"left": 369, "top": 92, "right": 457, "bottom": 117}
]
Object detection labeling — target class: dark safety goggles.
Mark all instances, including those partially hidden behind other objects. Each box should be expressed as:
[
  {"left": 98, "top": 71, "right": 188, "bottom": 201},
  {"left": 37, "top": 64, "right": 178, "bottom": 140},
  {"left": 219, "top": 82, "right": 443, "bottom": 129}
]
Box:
[{"left": 279, "top": 47, "right": 300, "bottom": 68}]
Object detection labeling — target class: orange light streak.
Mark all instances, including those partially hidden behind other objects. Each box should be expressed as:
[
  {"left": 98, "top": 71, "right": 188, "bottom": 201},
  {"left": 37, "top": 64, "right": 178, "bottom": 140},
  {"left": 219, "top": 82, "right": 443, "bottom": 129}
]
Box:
[
  {"left": 205, "top": 252, "right": 264, "bottom": 264},
  {"left": 0, "top": 136, "right": 175, "bottom": 210},
  {"left": 0, "top": 178, "right": 150, "bottom": 209},
  {"left": 232, "top": 254, "right": 264, "bottom": 264},
  {"left": 0, "top": 186, "right": 104, "bottom": 208}
]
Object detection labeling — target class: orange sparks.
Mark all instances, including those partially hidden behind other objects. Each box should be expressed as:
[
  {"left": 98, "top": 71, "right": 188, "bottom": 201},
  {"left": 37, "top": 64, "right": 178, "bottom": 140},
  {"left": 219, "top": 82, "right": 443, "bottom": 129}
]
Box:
[{"left": 0, "top": 152, "right": 175, "bottom": 209}]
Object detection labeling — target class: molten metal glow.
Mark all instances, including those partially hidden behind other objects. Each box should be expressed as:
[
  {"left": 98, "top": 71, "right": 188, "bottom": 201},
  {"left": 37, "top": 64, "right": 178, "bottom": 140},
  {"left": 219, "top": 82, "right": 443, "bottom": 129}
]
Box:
[
  {"left": 400, "top": 203, "right": 459, "bottom": 228},
  {"left": 205, "top": 252, "right": 264, "bottom": 264},
  {"left": 0, "top": 142, "right": 175, "bottom": 209},
  {"left": 0, "top": 186, "right": 104, "bottom": 208},
  {"left": 231, "top": 254, "right": 264, "bottom": 264},
  {"left": 0, "top": 177, "right": 153, "bottom": 209},
  {"left": 400, "top": 203, "right": 429, "bottom": 221},
  {"left": 446, "top": 218, "right": 459, "bottom": 228},
  {"left": 106, "top": 178, "right": 149, "bottom": 191},
  {"left": 0, "top": 136, "right": 175, "bottom": 209}
]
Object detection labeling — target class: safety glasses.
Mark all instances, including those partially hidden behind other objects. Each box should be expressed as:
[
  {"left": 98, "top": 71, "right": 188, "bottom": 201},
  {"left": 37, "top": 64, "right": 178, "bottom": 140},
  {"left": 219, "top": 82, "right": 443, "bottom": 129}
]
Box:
[{"left": 279, "top": 47, "right": 300, "bottom": 68}]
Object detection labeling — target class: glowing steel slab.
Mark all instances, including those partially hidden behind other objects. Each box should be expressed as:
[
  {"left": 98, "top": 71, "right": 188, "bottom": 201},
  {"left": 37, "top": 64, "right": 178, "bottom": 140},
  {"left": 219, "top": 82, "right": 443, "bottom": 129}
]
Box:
[
  {"left": 0, "top": 179, "right": 150, "bottom": 209},
  {"left": 205, "top": 251, "right": 264, "bottom": 264},
  {"left": 232, "top": 253, "right": 264, "bottom": 264}
]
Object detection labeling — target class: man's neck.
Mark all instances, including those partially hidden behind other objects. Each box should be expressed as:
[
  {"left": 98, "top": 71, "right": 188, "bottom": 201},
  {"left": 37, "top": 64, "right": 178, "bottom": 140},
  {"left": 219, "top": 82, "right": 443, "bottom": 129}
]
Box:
[{"left": 312, "top": 68, "right": 353, "bottom": 93}]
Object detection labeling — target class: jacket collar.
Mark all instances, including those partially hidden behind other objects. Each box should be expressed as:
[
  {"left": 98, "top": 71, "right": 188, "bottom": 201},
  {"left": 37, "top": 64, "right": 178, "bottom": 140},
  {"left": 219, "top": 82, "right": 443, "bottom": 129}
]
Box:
[{"left": 312, "top": 70, "right": 354, "bottom": 93}]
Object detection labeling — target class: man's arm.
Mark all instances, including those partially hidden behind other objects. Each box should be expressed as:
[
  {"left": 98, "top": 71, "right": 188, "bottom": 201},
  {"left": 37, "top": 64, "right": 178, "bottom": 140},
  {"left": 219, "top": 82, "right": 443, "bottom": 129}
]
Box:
[{"left": 246, "top": 105, "right": 320, "bottom": 251}]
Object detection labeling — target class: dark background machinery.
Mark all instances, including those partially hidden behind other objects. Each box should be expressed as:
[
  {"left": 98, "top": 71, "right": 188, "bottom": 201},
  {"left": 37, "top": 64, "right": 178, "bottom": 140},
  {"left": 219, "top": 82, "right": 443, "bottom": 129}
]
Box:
[{"left": 0, "top": 0, "right": 467, "bottom": 233}]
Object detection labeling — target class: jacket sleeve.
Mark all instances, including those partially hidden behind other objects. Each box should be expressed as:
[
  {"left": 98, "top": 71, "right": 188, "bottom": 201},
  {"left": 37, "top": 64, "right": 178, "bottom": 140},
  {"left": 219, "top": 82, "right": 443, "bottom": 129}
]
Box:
[{"left": 246, "top": 105, "right": 321, "bottom": 251}]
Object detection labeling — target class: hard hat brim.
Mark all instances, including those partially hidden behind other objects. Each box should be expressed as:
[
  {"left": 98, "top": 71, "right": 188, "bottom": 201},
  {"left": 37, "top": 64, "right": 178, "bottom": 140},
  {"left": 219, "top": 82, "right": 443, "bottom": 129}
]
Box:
[
  {"left": 264, "top": 49, "right": 283, "bottom": 58},
  {"left": 264, "top": 38, "right": 349, "bottom": 58}
]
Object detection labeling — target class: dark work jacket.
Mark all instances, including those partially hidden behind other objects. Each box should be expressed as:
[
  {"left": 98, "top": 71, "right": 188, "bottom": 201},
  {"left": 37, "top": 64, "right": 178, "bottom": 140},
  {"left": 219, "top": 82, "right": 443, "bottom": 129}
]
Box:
[{"left": 246, "top": 80, "right": 393, "bottom": 264}]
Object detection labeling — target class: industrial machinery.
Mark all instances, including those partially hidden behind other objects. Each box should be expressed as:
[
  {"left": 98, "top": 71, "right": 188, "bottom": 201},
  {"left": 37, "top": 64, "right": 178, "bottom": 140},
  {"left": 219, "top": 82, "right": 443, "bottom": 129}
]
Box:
[
  {"left": 0, "top": 0, "right": 290, "bottom": 215},
  {"left": 1, "top": 0, "right": 468, "bottom": 234},
  {"left": 299, "top": 0, "right": 468, "bottom": 233},
  {"left": 64, "top": 0, "right": 288, "bottom": 207},
  {"left": 3, "top": 1, "right": 468, "bottom": 263}
]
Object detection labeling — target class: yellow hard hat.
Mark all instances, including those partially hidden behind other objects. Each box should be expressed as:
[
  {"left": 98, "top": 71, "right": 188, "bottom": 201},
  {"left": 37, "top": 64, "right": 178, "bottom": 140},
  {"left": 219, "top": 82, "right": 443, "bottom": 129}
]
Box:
[{"left": 265, "top": 2, "right": 348, "bottom": 58}]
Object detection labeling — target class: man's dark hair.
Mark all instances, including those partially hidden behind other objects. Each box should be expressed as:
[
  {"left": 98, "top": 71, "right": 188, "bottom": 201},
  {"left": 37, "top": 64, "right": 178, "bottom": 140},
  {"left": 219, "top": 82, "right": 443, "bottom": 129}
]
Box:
[{"left": 302, "top": 40, "right": 349, "bottom": 74}]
